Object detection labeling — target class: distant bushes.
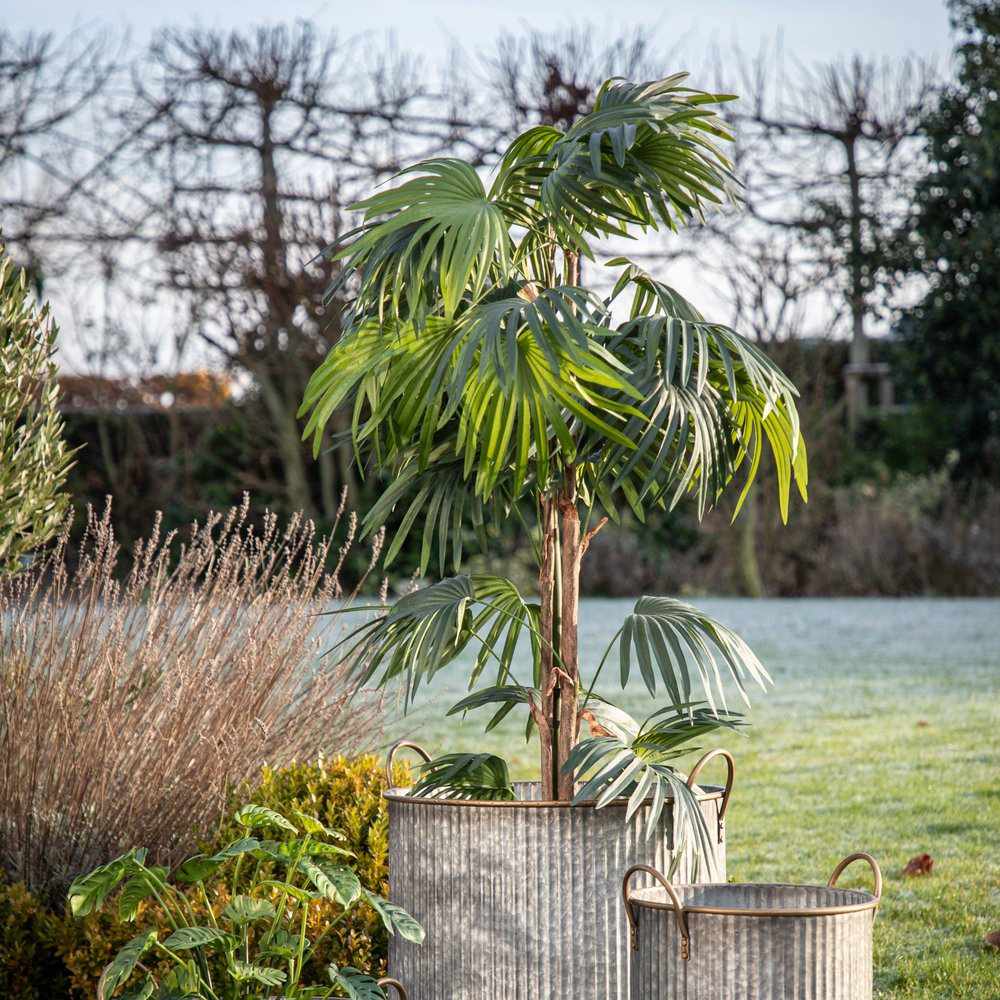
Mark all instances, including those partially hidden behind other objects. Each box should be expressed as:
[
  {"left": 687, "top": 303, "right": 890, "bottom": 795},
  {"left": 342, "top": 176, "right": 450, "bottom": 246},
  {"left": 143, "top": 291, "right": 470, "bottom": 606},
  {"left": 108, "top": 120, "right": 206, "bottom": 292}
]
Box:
[
  {"left": 582, "top": 470, "right": 1000, "bottom": 597},
  {"left": 0, "top": 499, "right": 383, "bottom": 901},
  {"left": 63, "top": 392, "right": 1000, "bottom": 600},
  {"left": 811, "top": 473, "right": 1000, "bottom": 596}
]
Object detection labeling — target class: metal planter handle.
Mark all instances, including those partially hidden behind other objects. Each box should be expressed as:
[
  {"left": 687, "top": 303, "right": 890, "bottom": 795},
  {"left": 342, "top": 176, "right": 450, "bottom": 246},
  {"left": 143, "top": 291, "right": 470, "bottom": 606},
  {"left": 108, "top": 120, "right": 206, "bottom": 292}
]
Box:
[
  {"left": 686, "top": 748, "right": 735, "bottom": 845},
  {"left": 828, "top": 852, "right": 883, "bottom": 914},
  {"left": 622, "top": 864, "right": 691, "bottom": 960},
  {"left": 384, "top": 740, "right": 431, "bottom": 787},
  {"left": 377, "top": 977, "right": 408, "bottom": 999}
]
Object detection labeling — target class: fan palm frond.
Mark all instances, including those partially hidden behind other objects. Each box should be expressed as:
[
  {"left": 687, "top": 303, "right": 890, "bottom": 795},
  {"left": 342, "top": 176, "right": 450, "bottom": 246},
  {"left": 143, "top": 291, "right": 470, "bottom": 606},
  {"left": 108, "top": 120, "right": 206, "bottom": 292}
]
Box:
[
  {"left": 332, "top": 158, "right": 516, "bottom": 328},
  {"left": 335, "top": 574, "right": 540, "bottom": 708},
  {"left": 566, "top": 701, "right": 742, "bottom": 863},
  {"left": 494, "top": 74, "right": 740, "bottom": 252},
  {"left": 613, "top": 596, "right": 772, "bottom": 712},
  {"left": 301, "top": 298, "right": 642, "bottom": 505},
  {"left": 447, "top": 684, "right": 543, "bottom": 734},
  {"left": 411, "top": 753, "right": 517, "bottom": 802},
  {"left": 591, "top": 259, "right": 807, "bottom": 521}
]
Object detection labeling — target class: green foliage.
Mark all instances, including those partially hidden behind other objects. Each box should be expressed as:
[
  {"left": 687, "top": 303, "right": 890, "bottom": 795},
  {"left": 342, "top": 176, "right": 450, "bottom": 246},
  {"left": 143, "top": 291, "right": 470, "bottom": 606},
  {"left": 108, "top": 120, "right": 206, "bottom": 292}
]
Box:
[
  {"left": 411, "top": 753, "right": 517, "bottom": 801},
  {"left": 0, "top": 244, "right": 73, "bottom": 572},
  {"left": 51, "top": 755, "right": 403, "bottom": 1000},
  {"left": 847, "top": 403, "right": 955, "bottom": 483},
  {"left": 900, "top": 0, "right": 1000, "bottom": 479},
  {"left": 0, "top": 875, "right": 69, "bottom": 1000},
  {"left": 566, "top": 702, "right": 743, "bottom": 865},
  {"left": 300, "top": 74, "right": 807, "bottom": 557},
  {"left": 205, "top": 755, "right": 403, "bottom": 987},
  {"left": 338, "top": 574, "right": 540, "bottom": 708},
  {"left": 616, "top": 596, "right": 770, "bottom": 710},
  {"left": 66, "top": 798, "right": 421, "bottom": 1000},
  {"left": 301, "top": 72, "right": 807, "bottom": 827}
]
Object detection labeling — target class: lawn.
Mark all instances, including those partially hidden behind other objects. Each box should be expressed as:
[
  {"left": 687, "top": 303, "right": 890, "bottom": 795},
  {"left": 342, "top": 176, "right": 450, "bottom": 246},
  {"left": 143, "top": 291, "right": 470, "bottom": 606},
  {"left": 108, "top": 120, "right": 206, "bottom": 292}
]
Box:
[{"left": 385, "top": 597, "right": 1000, "bottom": 999}]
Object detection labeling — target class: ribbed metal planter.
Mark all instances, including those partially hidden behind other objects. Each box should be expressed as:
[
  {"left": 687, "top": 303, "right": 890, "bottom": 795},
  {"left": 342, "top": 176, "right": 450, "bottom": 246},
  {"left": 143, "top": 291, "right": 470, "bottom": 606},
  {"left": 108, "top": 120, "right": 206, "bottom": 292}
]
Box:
[
  {"left": 623, "top": 853, "right": 882, "bottom": 1000},
  {"left": 384, "top": 743, "right": 733, "bottom": 1000}
]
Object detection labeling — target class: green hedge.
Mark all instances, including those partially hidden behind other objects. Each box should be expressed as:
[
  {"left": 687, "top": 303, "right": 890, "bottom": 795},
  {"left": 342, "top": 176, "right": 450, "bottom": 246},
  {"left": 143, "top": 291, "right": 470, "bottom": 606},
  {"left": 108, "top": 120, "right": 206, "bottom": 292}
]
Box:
[
  {"left": 0, "top": 874, "right": 69, "bottom": 999},
  {"left": 0, "top": 753, "right": 405, "bottom": 999}
]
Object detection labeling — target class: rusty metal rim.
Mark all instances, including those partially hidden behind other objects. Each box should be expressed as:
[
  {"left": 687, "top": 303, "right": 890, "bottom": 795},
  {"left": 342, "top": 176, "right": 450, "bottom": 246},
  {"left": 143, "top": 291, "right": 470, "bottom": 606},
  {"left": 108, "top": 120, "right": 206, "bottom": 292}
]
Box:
[
  {"left": 383, "top": 783, "right": 725, "bottom": 809},
  {"left": 627, "top": 881, "right": 879, "bottom": 917},
  {"left": 376, "top": 977, "right": 407, "bottom": 999}
]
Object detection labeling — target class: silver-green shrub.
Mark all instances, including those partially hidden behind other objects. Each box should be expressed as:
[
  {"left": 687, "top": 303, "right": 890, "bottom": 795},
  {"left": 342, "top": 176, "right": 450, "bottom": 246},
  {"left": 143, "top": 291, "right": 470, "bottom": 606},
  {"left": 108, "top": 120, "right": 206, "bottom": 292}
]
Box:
[{"left": 0, "top": 247, "right": 72, "bottom": 572}]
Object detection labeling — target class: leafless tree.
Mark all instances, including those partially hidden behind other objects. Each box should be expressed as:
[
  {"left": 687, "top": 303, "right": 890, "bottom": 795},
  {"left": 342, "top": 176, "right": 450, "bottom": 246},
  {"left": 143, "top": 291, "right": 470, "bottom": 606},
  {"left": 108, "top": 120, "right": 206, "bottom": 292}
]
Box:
[
  {"left": 728, "top": 45, "right": 937, "bottom": 426},
  {"left": 104, "top": 24, "right": 505, "bottom": 519},
  {"left": 488, "top": 25, "right": 657, "bottom": 131},
  {"left": 0, "top": 29, "right": 119, "bottom": 272}
]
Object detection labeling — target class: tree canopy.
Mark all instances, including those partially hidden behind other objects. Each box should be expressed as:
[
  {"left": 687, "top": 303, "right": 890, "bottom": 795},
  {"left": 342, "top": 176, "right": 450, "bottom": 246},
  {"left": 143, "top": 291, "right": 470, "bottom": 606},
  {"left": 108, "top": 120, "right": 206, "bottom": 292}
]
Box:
[{"left": 900, "top": 0, "right": 1000, "bottom": 478}]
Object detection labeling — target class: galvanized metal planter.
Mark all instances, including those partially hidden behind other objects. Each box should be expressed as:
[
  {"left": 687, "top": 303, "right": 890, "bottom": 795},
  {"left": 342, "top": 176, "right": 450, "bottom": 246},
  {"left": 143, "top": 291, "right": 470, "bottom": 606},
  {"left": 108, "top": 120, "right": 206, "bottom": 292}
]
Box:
[
  {"left": 623, "top": 853, "right": 883, "bottom": 1000},
  {"left": 384, "top": 742, "right": 733, "bottom": 1000}
]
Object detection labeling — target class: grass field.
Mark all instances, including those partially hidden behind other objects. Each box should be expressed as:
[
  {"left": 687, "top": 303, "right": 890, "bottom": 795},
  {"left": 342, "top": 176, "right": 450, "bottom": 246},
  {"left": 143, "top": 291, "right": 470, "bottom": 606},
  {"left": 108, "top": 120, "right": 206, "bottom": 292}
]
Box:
[{"left": 384, "top": 597, "right": 1000, "bottom": 999}]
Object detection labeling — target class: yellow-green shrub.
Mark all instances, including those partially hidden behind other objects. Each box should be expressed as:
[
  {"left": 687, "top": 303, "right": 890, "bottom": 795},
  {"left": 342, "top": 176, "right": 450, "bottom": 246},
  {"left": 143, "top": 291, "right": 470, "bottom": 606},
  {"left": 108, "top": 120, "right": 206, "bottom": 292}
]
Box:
[
  {"left": 0, "top": 874, "right": 68, "bottom": 1000},
  {"left": 57, "top": 753, "right": 406, "bottom": 998},
  {"left": 211, "top": 752, "right": 408, "bottom": 978}
]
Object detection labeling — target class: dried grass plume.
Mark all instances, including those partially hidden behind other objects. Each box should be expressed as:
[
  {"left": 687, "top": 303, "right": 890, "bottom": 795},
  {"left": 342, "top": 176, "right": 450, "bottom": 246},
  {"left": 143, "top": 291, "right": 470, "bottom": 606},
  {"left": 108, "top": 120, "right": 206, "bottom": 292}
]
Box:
[{"left": 0, "top": 495, "right": 383, "bottom": 899}]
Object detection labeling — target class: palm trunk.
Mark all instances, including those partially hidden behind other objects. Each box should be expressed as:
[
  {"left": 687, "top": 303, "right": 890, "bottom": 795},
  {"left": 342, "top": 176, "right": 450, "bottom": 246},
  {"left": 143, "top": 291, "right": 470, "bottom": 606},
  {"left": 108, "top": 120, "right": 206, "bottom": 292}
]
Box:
[
  {"left": 538, "top": 495, "right": 559, "bottom": 799},
  {"left": 557, "top": 466, "right": 582, "bottom": 800},
  {"left": 537, "top": 249, "right": 586, "bottom": 802}
]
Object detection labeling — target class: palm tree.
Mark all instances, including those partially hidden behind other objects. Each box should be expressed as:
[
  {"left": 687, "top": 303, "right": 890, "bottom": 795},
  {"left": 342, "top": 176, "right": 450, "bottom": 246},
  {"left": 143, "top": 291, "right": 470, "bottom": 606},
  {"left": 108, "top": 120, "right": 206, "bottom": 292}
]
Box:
[{"left": 300, "top": 74, "right": 807, "bottom": 832}]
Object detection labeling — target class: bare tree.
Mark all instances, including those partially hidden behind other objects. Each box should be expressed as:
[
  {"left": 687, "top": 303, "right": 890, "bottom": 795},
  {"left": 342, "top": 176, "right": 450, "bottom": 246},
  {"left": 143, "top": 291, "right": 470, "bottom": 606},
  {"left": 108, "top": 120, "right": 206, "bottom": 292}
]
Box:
[
  {"left": 108, "top": 24, "right": 500, "bottom": 519},
  {"left": 3, "top": 22, "right": 732, "bottom": 532},
  {"left": 0, "top": 30, "right": 119, "bottom": 272},
  {"left": 488, "top": 25, "right": 660, "bottom": 130},
  {"left": 728, "top": 47, "right": 937, "bottom": 428}
]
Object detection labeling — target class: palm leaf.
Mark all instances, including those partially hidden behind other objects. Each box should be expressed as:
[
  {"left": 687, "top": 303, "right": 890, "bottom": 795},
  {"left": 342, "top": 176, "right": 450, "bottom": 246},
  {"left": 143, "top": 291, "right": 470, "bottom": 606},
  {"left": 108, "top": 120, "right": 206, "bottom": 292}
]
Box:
[
  {"left": 300, "top": 300, "right": 639, "bottom": 512},
  {"left": 411, "top": 752, "right": 517, "bottom": 801},
  {"left": 447, "top": 683, "right": 542, "bottom": 733},
  {"left": 332, "top": 158, "right": 516, "bottom": 327},
  {"left": 494, "top": 75, "right": 739, "bottom": 251},
  {"left": 616, "top": 596, "right": 771, "bottom": 712},
  {"left": 593, "top": 259, "right": 807, "bottom": 521},
  {"left": 335, "top": 574, "right": 540, "bottom": 709},
  {"left": 567, "top": 701, "right": 740, "bottom": 872}
]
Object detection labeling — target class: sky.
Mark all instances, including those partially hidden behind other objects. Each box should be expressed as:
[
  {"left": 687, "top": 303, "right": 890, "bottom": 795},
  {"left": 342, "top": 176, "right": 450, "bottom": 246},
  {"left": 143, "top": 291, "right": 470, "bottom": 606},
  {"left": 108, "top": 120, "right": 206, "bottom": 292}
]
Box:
[{"left": 13, "top": 0, "right": 953, "bottom": 66}]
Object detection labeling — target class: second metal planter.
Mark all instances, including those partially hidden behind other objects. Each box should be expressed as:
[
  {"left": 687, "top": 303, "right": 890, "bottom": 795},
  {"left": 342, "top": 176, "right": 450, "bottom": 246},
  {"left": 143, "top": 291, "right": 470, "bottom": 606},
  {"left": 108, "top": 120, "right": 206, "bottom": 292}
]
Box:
[
  {"left": 622, "top": 853, "right": 882, "bottom": 1000},
  {"left": 384, "top": 742, "right": 733, "bottom": 1000}
]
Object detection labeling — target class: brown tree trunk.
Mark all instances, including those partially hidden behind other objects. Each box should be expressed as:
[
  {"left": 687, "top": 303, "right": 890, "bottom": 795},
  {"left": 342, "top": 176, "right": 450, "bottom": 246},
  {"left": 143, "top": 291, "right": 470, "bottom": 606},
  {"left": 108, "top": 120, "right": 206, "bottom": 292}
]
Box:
[
  {"left": 844, "top": 133, "right": 869, "bottom": 434},
  {"left": 256, "top": 368, "right": 317, "bottom": 520},
  {"left": 736, "top": 487, "right": 764, "bottom": 597},
  {"left": 845, "top": 135, "right": 868, "bottom": 369},
  {"left": 556, "top": 466, "right": 582, "bottom": 800},
  {"left": 538, "top": 495, "right": 559, "bottom": 799}
]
